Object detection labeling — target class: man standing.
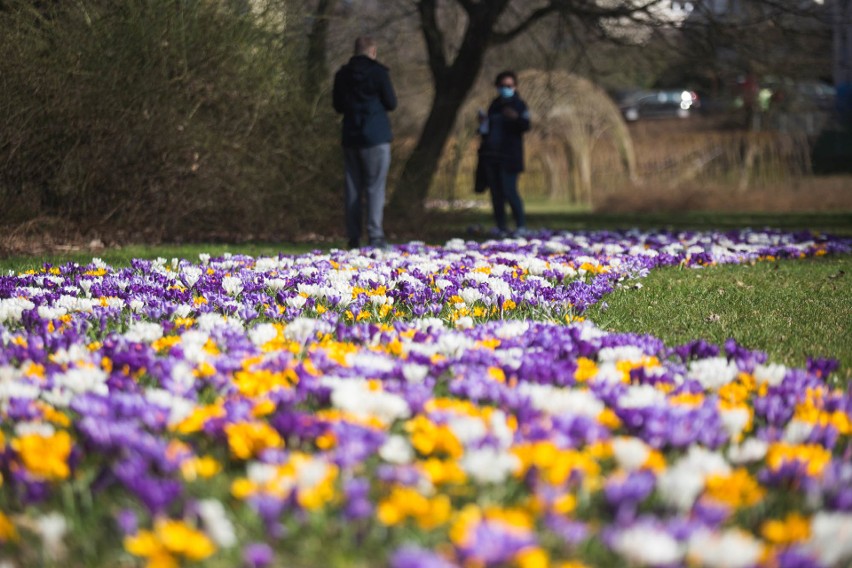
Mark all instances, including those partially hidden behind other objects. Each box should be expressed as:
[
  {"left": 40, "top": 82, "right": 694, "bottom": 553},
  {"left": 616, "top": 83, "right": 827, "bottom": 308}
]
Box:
[{"left": 332, "top": 36, "right": 397, "bottom": 250}]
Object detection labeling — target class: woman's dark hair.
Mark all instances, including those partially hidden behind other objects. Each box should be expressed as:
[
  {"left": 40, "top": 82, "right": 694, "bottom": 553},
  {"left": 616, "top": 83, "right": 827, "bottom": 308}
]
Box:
[{"left": 494, "top": 70, "right": 518, "bottom": 87}]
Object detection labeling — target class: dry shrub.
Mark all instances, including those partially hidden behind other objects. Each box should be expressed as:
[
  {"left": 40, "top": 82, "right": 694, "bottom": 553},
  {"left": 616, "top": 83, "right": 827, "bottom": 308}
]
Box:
[
  {"left": 596, "top": 175, "right": 852, "bottom": 214},
  {"left": 591, "top": 116, "right": 814, "bottom": 192},
  {"left": 0, "top": 0, "right": 341, "bottom": 245}
]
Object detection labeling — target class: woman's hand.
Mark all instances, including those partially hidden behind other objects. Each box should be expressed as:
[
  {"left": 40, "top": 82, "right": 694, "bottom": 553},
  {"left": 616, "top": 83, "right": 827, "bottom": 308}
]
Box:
[{"left": 501, "top": 106, "right": 519, "bottom": 120}]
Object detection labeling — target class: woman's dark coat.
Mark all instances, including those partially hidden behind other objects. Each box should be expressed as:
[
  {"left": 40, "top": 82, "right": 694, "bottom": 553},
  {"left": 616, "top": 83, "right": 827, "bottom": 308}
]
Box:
[{"left": 478, "top": 93, "right": 531, "bottom": 173}]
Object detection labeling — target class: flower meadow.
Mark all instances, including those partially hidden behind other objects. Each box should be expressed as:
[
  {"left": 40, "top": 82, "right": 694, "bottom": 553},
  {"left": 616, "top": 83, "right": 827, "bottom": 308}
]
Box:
[{"left": 1, "top": 229, "right": 852, "bottom": 568}]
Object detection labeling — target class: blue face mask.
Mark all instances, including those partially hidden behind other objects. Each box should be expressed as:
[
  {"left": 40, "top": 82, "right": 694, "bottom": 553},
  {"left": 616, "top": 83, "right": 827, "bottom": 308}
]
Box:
[{"left": 499, "top": 86, "right": 515, "bottom": 99}]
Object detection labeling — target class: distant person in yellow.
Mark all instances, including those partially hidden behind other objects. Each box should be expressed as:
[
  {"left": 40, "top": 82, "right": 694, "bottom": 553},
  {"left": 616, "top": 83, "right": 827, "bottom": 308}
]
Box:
[{"left": 333, "top": 36, "right": 398, "bottom": 250}]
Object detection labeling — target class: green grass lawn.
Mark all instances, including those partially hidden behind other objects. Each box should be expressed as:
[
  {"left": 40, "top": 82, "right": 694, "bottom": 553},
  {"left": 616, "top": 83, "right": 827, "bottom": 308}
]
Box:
[
  {"left": 418, "top": 207, "right": 852, "bottom": 240},
  {"left": 0, "top": 243, "right": 315, "bottom": 273},
  {"left": 586, "top": 254, "right": 852, "bottom": 381}
]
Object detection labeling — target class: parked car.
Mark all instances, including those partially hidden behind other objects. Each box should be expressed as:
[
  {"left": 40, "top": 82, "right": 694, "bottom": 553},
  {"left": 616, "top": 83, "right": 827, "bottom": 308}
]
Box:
[
  {"left": 613, "top": 89, "right": 701, "bottom": 121},
  {"left": 768, "top": 80, "right": 837, "bottom": 112}
]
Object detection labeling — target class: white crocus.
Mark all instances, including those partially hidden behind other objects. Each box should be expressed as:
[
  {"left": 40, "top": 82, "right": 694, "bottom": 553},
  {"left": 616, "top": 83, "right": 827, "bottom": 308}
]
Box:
[
  {"left": 611, "top": 524, "right": 684, "bottom": 566},
  {"left": 221, "top": 276, "right": 243, "bottom": 297},
  {"left": 34, "top": 512, "right": 68, "bottom": 560},
  {"left": 196, "top": 313, "right": 241, "bottom": 332},
  {"left": 727, "top": 438, "right": 768, "bottom": 464},
  {"left": 687, "top": 529, "right": 763, "bottom": 568},
  {"left": 52, "top": 366, "right": 109, "bottom": 396},
  {"left": 687, "top": 357, "right": 740, "bottom": 391},
  {"left": 657, "top": 446, "right": 730, "bottom": 511},
  {"left": 520, "top": 384, "right": 604, "bottom": 419},
  {"left": 37, "top": 305, "right": 68, "bottom": 320},
  {"left": 458, "top": 288, "right": 483, "bottom": 305},
  {"left": 181, "top": 266, "right": 203, "bottom": 288},
  {"left": 296, "top": 458, "right": 330, "bottom": 490},
  {"left": 124, "top": 321, "right": 164, "bottom": 343},
  {"left": 461, "top": 447, "right": 520, "bottom": 484},
  {"left": 246, "top": 462, "right": 278, "bottom": 485},
  {"left": 612, "top": 437, "right": 652, "bottom": 472},
  {"left": 618, "top": 384, "right": 666, "bottom": 409},
  {"left": 49, "top": 344, "right": 91, "bottom": 366},
  {"left": 197, "top": 499, "right": 237, "bottom": 548},
  {"left": 805, "top": 511, "right": 852, "bottom": 566},
  {"left": 283, "top": 317, "right": 319, "bottom": 344},
  {"left": 379, "top": 435, "right": 414, "bottom": 465},
  {"left": 754, "top": 362, "right": 788, "bottom": 386},
  {"left": 597, "top": 345, "right": 647, "bottom": 362},
  {"left": 14, "top": 421, "right": 56, "bottom": 437},
  {"left": 401, "top": 364, "right": 428, "bottom": 383},
  {"left": 719, "top": 406, "right": 751, "bottom": 439},
  {"left": 249, "top": 323, "right": 279, "bottom": 346},
  {"left": 784, "top": 419, "right": 815, "bottom": 444},
  {"left": 179, "top": 330, "right": 212, "bottom": 364},
  {"left": 0, "top": 298, "right": 35, "bottom": 323},
  {"left": 144, "top": 389, "right": 194, "bottom": 427},
  {"left": 447, "top": 416, "right": 487, "bottom": 445},
  {"left": 327, "top": 380, "right": 410, "bottom": 425}
]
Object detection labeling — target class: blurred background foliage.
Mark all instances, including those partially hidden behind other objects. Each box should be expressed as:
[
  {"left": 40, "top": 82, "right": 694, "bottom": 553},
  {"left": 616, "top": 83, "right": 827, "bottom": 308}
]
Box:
[{"left": 0, "top": 0, "right": 340, "bottom": 243}]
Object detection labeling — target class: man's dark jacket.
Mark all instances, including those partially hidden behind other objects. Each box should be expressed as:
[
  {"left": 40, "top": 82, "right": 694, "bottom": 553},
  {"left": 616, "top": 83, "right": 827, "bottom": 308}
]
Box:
[
  {"left": 332, "top": 55, "right": 397, "bottom": 148},
  {"left": 479, "top": 94, "right": 531, "bottom": 173}
]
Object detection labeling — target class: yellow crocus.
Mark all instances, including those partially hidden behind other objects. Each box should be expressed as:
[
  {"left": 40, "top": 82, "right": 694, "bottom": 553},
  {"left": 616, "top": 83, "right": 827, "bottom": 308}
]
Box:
[
  {"left": 157, "top": 519, "right": 216, "bottom": 560},
  {"left": 766, "top": 443, "right": 832, "bottom": 477},
  {"left": 172, "top": 404, "right": 225, "bottom": 434},
  {"left": 125, "top": 519, "right": 215, "bottom": 567},
  {"left": 377, "top": 486, "right": 450, "bottom": 530},
  {"left": 233, "top": 368, "right": 297, "bottom": 397},
  {"left": 406, "top": 415, "right": 464, "bottom": 458},
  {"left": 224, "top": 421, "right": 284, "bottom": 460},
  {"left": 0, "top": 512, "right": 18, "bottom": 542},
  {"left": 419, "top": 458, "right": 467, "bottom": 486},
  {"left": 180, "top": 456, "right": 222, "bottom": 481},
  {"left": 704, "top": 468, "right": 765, "bottom": 508},
  {"left": 11, "top": 430, "right": 73, "bottom": 480},
  {"left": 761, "top": 513, "right": 811, "bottom": 545},
  {"left": 517, "top": 547, "right": 549, "bottom": 568}
]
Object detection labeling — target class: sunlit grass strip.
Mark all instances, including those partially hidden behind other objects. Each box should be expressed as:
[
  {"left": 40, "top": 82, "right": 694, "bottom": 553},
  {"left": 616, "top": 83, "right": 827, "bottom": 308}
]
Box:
[{"left": 586, "top": 255, "right": 852, "bottom": 380}]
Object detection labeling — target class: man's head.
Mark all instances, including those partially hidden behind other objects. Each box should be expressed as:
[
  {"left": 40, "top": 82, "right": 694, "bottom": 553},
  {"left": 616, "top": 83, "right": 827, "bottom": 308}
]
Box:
[{"left": 354, "top": 36, "right": 377, "bottom": 59}]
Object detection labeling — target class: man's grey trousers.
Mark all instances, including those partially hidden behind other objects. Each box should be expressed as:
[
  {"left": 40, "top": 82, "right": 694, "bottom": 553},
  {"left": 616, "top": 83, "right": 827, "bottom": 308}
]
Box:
[{"left": 343, "top": 143, "right": 390, "bottom": 246}]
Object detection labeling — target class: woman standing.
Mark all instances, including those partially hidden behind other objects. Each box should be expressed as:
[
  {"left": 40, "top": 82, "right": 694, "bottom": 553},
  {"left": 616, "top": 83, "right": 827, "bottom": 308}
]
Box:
[{"left": 477, "top": 70, "right": 531, "bottom": 237}]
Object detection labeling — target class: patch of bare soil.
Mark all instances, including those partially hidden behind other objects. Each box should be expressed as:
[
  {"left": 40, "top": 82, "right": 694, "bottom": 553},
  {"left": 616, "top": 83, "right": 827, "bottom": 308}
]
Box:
[
  {"left": 595, "top": 176, "right": 852, "bottom": 214},
  {"left": 0, "top": 217, "right": 108, "bottom": 258}
]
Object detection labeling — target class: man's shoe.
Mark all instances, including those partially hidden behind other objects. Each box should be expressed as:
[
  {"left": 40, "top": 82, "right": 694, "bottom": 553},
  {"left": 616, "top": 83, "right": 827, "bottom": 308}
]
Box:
[
  {"left": 347, "top": 239, "right": 360, "bottom": 249},
  {"left": 369, "top": 239, "right": 389, "bottom": 251}
]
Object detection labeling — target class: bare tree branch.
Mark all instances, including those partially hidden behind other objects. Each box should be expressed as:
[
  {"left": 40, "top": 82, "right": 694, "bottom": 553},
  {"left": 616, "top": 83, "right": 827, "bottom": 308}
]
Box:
[{"left": 418, "top": 0, "right": 448, "bottom": 76}]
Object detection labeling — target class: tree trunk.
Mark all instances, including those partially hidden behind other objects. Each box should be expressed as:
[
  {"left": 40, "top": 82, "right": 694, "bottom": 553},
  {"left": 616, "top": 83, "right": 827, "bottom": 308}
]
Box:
[
  {"left": 388, "top": 85, "right": 470, "bottom": 220},
  {"left": 304, "top": 0, "right": 337, "bottom": 103},
  {"left": 387, "top": 2, "right": 502, "bottom": 221}
]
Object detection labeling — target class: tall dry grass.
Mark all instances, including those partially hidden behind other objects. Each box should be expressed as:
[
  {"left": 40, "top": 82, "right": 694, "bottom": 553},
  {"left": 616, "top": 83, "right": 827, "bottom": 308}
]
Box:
[{"left": 429, "top": 100, "right": 845, "bottom": 213}]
